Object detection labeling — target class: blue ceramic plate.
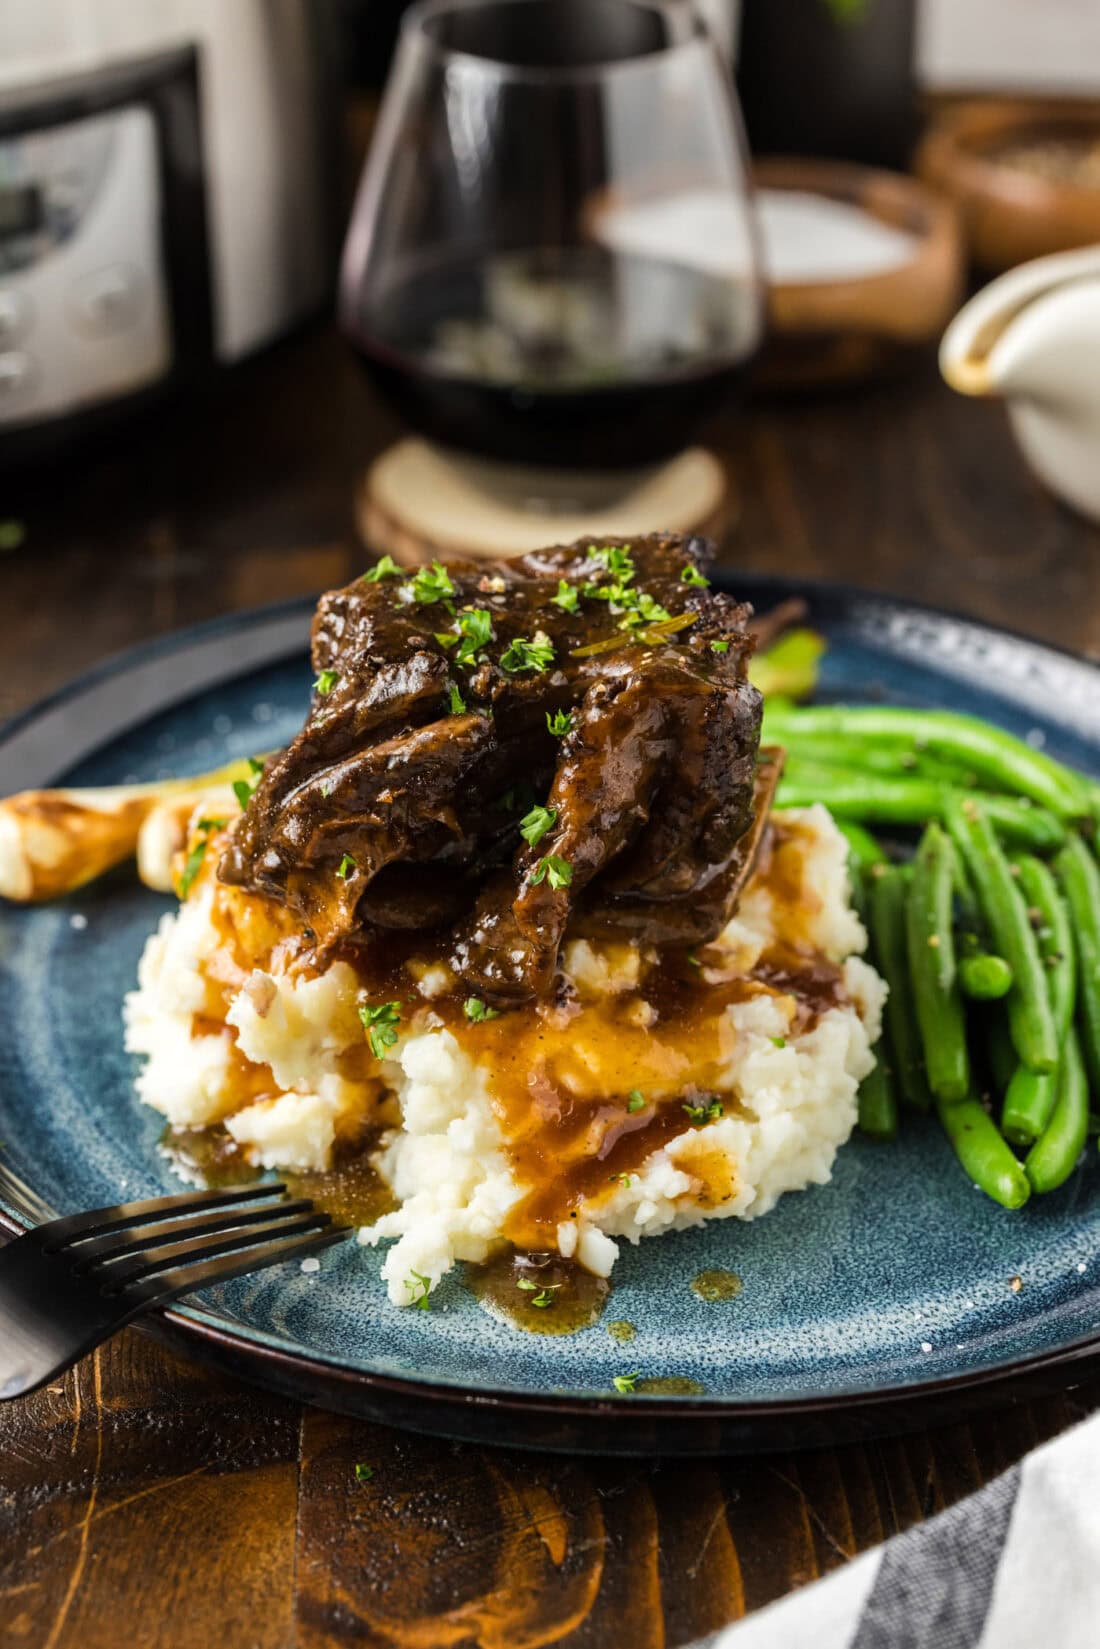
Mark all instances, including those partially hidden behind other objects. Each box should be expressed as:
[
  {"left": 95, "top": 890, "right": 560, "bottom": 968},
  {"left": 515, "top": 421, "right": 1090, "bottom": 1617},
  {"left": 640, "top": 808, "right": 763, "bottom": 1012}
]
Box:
[{"left": 3, "top": 576, "right": 1100, "bottom": 1457}]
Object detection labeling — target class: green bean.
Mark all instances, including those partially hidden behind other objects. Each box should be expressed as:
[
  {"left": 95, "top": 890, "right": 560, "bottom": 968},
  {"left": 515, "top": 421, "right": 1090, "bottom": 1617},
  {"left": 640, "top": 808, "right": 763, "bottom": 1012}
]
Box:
[
  {"left": 775, "top": 771, "right": 1066, "bottom": 851},
  {"left": 999, "top": 856, "right": 1077, "bottom": 1144},
  {"left": 1013, "top": 855, "right": 1076, "bottom": 1039},
  {"left": 855, "top": 854, "right": 899, "bottom": 1141},
  {"left": 907, "top": 824, "right": 971, "bottom": 1102},
  {"left": 777, "top": 770, "right": 942, "bottom": 823},
  {"left": 954, "top": 861, "right": 1014, "bottom": 999},
  {"left": 960, "top": 953, "right": 1014, "bottom": 999},
  {"left": 762, "top": 705, "right": 1089, "bottom": 817},
  {"left": 858, "top": 1052, "right": 899, "bottom": 1141},
  {"left": 1054, "top": 835, "right": 1100, "bottom": 1095},
  {"left": 936, "top": 1096, "right": 1031, "bottom": 1208},
  {"left": 1002, "top": 1066, "right": 1058, "bottom": 1147},
  {"left": 1026, "top": 1029, "right": 1089, "bottom": 1193},
  {"left": 945, "top": 798, "right": 1058, "bottom": 1074},
  {"left": 869, "top": 866, "right": 933, "bottom": 1112},
  {"left": 957, "top": 798, "right": 1065, "bottom": 852},
  {"left": 952, "top": 846, "right": 983, "bottom": 934},
  {"left": 774, "top": 735, "right": 978, "bottom": 788},
  {"left": 835, "top": 820, "right": 887, "bottom": 874}
]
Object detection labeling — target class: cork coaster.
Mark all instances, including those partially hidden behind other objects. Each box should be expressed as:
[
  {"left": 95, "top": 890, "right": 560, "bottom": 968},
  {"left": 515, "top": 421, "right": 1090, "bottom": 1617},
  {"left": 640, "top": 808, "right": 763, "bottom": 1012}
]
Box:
[{"left": 356, "top": 439, "right": 734, "bottom": 565}]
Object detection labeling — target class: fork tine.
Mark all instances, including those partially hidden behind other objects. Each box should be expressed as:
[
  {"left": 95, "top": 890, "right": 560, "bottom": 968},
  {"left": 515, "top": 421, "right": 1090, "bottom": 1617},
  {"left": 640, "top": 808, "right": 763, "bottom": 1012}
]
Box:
[
  {"left": 98, "top": 1209, "right": 334, "bottom": 1292},
  {"left": 42, "top": 1183, "right": 287, "bottom": 1250},
  {"left": 128, "top": 1225, "right": 351, "bottom": 1310},
  {"left": 71, "top": 1199, "right": 317, "bottom": 1268}
]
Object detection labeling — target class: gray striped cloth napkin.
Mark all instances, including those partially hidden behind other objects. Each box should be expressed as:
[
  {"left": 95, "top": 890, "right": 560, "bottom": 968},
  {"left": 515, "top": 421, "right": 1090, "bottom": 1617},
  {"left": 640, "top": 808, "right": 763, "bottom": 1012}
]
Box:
[{"left": 694, "top": 1409, "right": 1100, "bottom": 1649}]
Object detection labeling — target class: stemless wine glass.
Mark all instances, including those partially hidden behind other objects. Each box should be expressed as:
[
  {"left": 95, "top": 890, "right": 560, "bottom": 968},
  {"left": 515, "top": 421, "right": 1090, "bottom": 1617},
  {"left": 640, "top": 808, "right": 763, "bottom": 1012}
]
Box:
[{"left": 340, "top": 0, "right": 764, "bottom": 473}]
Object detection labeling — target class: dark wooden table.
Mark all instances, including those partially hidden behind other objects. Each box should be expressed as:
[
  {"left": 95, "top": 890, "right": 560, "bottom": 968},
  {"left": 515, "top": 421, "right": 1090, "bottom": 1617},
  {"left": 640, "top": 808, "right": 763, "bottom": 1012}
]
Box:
[{"left": 3, "top": 327, "right": 1100, "bottom": 1648}]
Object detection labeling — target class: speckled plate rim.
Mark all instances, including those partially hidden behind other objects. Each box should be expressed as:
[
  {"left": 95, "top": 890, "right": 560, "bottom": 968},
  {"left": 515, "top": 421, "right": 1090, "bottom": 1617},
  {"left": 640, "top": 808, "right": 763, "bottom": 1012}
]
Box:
[{"left": 4, "top": 576, "right": 1100, "bottom": 1456}]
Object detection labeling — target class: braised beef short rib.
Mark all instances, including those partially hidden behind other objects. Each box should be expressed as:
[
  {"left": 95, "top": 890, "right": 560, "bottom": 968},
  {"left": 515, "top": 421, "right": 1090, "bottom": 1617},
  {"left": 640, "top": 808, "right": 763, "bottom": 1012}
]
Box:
[{"left": 219, "top": 534, "right": 764, "bottom": 1001}]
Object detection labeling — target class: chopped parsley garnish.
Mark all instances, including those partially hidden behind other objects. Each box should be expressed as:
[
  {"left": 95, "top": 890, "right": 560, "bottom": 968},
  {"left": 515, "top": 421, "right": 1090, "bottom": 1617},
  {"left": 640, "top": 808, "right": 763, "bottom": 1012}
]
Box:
[
  {"left": 710, "top": 639, "right": 730, "bottom": 654},
  {"left": 517, "top": 1277, "right": 558, "bottom": 1307},
  {"left": 499, "top": 632, "right": 555, "bottom": 674},
  {"left": 627, "top": 1090, "right": 646, "bottom": 1113},
  {"left": 680, "top": 564, "right": 710, "bottom": 589},
  {"left": 617, "top": 589, "right": 672, "bottom": 631},
  {"left": 581, "top": 577, "right": 634, "bottom": 609},
  {"left": 360, "top": 1000, "right": 401, "bottom": 1059},
  {"left": 612, "top": 1371, "right": 640, "bottom": 1395},
  {"left": 453, "top": 607, "right": 494, "bottom": 665},
  {"left": 314, "top": 669, "right": 339, "bottom": 696},
  {"left": 578, "top": 546, "right": 673, "bottom": 635},
  {"left": 177, "top": 845, "right": 207, "bottom": 901},
  {"left": 771, "top": 1036, "right": 787, "bottom": 1049},
  {"left": 464, "top": 996, "right": 500, "bottom": 1023},
  {"left": 448, "top": 683, "right": 466, "bottom": 714},
  {"left": 410, "top": 560, "right": 455, "bottom": 606},
  {"left": 546, "top": 708, "right": 573, "bottom": 737},
  {"left": 406, "top": 1270, "right": 431, "bottom": 1311},
  {"left": 434, "top": 631, "right": 458, "bottom": 649},
  {"left": 337, "top": 853, "right": 357, "bottom": 879},
  {"left": 354, "top": 1463, "right": 374, "bottom": 1483},
  {"left": 529, "top": 854, "right": 572, "bottom": 890},
  {"left": 362, "top": 554, "right": 404, "bottom": 583},
  {"left": 610, "top": 1173, "right": 633, "bottom": 1187},
  {"left": 683, "top": 1097, "right": 724, "bottom": 1126},
  {"left": 519, "top": 803, "right": 557, "bottom": 847},
  {"left": 550, "top": 580, "right": 579, "bottom": 614},
  {"left": 178, "top": 817, "right": 227, "bottom": 899},
  {"left": 320, "top": 779, "right": 335, "bottom": 799},
  {"left": 233, "top": 755, "right": 266, "bottom": 811},
  {"left": 587, "top": 544, "right": 635, "bottom": 585},
  {"left": 686, "top": 951, "right": 702, "bottom": 970}
]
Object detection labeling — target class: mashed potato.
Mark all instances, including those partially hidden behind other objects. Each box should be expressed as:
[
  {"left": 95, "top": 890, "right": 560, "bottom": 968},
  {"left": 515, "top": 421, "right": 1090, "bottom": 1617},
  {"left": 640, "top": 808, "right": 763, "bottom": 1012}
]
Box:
[{"left": 125, "top": 805, "right": 885, "bottom": 1307}]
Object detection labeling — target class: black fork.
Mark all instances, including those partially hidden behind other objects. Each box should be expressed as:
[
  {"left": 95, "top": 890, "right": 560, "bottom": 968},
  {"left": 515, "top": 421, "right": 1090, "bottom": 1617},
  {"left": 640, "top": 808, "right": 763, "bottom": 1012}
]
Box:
[{"left": 0, "top": 1183, "right": 350, "bottom": 1399}]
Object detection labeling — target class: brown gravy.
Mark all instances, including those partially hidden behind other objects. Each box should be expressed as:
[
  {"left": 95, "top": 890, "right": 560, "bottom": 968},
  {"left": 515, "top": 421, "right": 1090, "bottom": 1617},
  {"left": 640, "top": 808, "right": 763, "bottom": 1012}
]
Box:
[
  {"left": 160, "top": 1125, "right": 394, "bottom": 1229},
  {"left": 465, "top": 1247, "right": 610, "bottom": 1335},
  {"left": 691, "top": 1268, "right": 743, "bottom": 1302}
]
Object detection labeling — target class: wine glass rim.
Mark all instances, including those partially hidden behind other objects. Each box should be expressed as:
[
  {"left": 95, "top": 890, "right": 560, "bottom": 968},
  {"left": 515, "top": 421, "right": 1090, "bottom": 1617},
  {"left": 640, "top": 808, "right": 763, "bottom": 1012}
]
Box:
[{"left": 399, "top": 0, "right": 710, "bottom": 82}]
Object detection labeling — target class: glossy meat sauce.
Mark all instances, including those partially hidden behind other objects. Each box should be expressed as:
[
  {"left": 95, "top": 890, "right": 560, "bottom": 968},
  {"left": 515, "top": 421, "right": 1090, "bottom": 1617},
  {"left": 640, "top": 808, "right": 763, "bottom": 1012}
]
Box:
[{"left": 218, "top": 534, "right": 764, "bottom": 1002}]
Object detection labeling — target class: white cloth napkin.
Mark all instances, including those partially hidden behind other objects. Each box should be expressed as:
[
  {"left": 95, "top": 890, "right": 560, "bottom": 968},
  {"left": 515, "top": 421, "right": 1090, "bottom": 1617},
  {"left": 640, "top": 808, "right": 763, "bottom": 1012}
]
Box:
[{"left": 694, "top": 1407, "right": 1100, "bottom": 1649}]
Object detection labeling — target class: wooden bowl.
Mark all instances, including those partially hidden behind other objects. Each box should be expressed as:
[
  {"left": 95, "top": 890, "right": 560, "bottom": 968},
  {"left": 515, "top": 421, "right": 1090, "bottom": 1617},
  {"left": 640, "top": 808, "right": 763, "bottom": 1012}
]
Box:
[
  {"left": 751, "top": 158, "right": 965, "bottom": 388},
  {"left": 916, "top": 99, "right": 1100, "bottom": 272}
]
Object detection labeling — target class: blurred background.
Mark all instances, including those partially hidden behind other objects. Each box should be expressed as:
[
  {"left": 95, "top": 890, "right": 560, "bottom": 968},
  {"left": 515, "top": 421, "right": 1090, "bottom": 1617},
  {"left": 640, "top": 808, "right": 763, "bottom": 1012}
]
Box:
[{"left": 3, "top": 0, "right": 1100, "bottom": 719}]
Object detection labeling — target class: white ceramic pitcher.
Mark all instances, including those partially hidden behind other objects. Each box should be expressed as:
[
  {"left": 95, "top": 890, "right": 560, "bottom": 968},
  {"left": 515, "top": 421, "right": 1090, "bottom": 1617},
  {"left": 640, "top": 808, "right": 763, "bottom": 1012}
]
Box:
[{"left": 940, "top": 245, "right": 1100, "bottom": 523}]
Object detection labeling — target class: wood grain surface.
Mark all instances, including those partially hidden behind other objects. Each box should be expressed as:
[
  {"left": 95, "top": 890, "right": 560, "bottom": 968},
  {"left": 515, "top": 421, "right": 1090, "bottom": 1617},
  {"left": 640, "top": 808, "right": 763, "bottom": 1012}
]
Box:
[{"left": 2, "top": 323, "right": 1100, "bottom": 1647}]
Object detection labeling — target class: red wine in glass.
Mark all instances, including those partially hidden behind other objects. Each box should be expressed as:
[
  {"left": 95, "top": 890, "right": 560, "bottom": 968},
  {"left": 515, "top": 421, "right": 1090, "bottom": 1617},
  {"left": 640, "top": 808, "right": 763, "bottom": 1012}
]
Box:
[{"left": 341, "top": 0, "right": 765, "bottom": 474}]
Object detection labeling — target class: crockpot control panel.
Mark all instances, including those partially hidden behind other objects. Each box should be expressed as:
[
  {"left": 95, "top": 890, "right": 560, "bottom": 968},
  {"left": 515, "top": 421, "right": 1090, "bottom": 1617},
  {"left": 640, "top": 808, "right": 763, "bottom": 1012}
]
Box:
[{"left": 0, "top": 104, "right": 172, "bottom": 429}]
